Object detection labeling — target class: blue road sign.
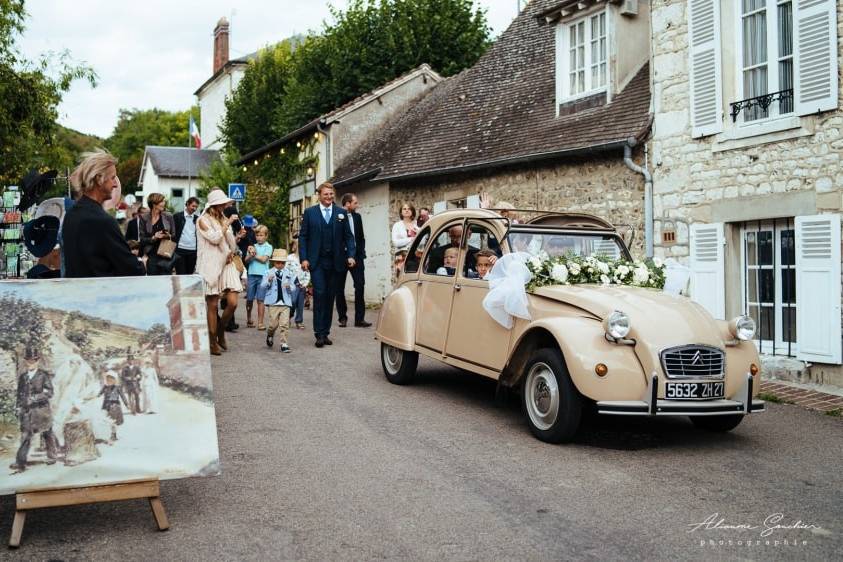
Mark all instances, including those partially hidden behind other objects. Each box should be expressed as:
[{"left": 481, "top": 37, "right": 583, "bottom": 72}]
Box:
[{"left": 228, "top": 183, "right": 246, "bottom": 201}]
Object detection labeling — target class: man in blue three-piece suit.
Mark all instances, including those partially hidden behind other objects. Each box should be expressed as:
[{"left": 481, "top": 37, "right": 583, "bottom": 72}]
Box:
[{"left": 298, "top": 182, "right": 356, "bottom": 347}]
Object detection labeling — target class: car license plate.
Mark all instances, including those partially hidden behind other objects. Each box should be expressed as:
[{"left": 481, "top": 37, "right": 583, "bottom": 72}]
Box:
[{"left": 664, "top": 381, "right": 724, "bottom": 400}]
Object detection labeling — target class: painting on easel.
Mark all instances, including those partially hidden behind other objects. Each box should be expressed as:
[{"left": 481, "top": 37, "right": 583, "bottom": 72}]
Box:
[{"left": 0, "top": 275, "right": 220, "bottom": 495}]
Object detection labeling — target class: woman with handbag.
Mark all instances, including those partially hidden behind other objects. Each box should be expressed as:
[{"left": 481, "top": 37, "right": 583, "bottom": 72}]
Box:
[
  {"left": 139, "top": 193, "right": 177, "bottom": 275},
  {"left": 196, "top": 189, "right": 242, "bottom": 355}
]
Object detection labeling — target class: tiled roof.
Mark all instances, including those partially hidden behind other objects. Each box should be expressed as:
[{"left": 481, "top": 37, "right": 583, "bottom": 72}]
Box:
[
  {"left": 332, "top": 0, "right": 652, "bottom": 185},
  {"left": 143, "top": 146, "right": 220, "bottom": 179}
]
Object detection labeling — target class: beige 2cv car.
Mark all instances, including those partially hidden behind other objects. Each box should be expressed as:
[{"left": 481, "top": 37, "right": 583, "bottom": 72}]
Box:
[{"left": 376, "top": 209, "right": 765, "bottom": 443}]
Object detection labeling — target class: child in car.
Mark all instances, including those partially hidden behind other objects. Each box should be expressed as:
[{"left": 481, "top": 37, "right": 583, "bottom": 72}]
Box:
[{"left": 436, "top": 247, "right": 459, "bottom": 276}]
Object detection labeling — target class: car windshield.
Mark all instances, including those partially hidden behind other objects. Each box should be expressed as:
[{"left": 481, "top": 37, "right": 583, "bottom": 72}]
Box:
[{"left": 506, "top": 230, "right": 625, "bottom": 260}]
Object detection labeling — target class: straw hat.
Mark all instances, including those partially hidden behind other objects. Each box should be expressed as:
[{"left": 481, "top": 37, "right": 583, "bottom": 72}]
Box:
[
  {"left": 204, "top": 189, "right": 233, "bottom": 210},
  {"left": 269, "top": 249, "right": 288, "bottom": 263}
]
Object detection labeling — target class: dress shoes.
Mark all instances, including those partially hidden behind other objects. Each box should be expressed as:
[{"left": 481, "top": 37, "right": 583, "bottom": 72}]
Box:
[
  {"left": 315, "top": 337, "right": 325, "bottom": 348},
  {"left": 355, "top": 321, "right": 372, "bottom": 328},
  {"left": 323, "top": 336, "right": 333, "bottom": 345},
  {"left": 338, "top": 319, "right": 348, "bottom": 327}
]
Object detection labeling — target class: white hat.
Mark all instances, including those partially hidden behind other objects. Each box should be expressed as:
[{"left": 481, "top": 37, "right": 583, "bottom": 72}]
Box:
[{"left": 204, "top": 189, "right": 233, "bottom": 210}]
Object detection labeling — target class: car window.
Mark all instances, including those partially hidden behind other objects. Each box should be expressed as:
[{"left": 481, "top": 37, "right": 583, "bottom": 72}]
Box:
[
  {"left": 463, "top": 223, "right": 501, "bottom": 280},
  {"left": 403, "top": 227, "right": 430, "bottom": 274},
  {"left": 423, "top": 222, "right": 463, "bottom": 276},
  {"left": 508, "top": 232, "right": 623, "bottom": 260}
]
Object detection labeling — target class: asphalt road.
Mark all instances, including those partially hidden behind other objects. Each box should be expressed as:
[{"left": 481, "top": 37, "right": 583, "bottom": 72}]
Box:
[{"left": 2, "top": 304, "right": 841, "bottom": 561}]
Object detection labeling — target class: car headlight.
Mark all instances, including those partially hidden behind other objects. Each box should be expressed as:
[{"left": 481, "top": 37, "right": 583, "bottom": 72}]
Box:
[
  {"left": 729, "top": 315, "right": 756, "bottom": 341},
  {"left": 604, "top": 310, "right": 630, "bottom": 339}
]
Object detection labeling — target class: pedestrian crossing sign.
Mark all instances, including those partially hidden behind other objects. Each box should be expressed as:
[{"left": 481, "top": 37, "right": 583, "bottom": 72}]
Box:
[{"left": 228, "top": 183, "right": 246, "bottom": 201}]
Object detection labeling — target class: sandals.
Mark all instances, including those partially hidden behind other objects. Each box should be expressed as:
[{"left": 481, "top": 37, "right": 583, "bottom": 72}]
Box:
[{"left": 246, "top": 320, "right": 255, "bottom": 328}]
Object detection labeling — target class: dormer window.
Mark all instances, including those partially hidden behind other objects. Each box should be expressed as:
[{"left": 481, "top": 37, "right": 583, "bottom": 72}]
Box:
[{"left": 557, "top": 10, "right": 608, "bottom": 103}]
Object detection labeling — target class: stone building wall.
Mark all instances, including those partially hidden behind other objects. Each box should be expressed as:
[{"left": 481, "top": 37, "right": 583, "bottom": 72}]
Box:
[
  {"left": 388, "top": 153, "right": 647, "bottom": 256},
  {"left": 649, "top": 0, "right": 843, "bottom": 387}
]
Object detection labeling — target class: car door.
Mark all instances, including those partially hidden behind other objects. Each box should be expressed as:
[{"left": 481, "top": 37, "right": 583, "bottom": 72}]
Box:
[
  {"left": 414, "top": 220, "right": 463, "bottom": 354},
  {"left": 445, "top": 221, "right": 510, "bottom": 371}
]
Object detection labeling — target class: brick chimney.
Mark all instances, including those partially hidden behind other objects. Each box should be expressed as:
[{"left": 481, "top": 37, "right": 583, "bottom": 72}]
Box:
[{"left": 213, "top": 17, "right": 230, "bottom": 74}]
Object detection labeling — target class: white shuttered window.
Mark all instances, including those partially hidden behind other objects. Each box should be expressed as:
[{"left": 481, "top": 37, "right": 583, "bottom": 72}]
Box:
[
  {"left": 556, "top": 11, "right": 608, "bottom": 103},
  {"left": 688, "top": 0, "right": 724, "bottom": 137},
  {"left": 795, "top": 214, "right": 841, "bottom": 364},
  {"left": 793, "top": 0, "right": 839, "bottom": 115},
  {"left": 690, "top": 223, "right": 726, "bottom": 319}
]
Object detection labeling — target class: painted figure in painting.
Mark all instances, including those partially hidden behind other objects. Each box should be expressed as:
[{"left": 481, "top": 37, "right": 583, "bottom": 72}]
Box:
[
  {"left": 11, "top": 347, "right": 61, "bottom": 473},
  {"left": 120, "top": 355, "right": 142, "bottom": 414},
  {"left": 140, "top": 358, "right": 160, "bottom": 414},
  {"left": 99, "top": 371, "right": 129, "bottom": 442}
]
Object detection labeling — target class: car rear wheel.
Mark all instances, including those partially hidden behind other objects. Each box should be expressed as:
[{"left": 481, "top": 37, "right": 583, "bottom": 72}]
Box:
[
  {"left": 522, "top": 348, "right": 582, "bottom": 443},
  {"left": 380, "top": 343, "right": 418, "bottom": 385},
  {"left": 690, "top": 414, "right": 744, "bottom": 432}
]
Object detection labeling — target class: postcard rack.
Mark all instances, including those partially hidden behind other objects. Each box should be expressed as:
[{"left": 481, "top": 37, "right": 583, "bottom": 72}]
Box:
[{"left": 1, "top": 186, "right": 24, "bottom": 279}]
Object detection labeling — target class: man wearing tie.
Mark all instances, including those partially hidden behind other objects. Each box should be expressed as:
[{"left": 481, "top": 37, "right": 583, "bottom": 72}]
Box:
[
  {"left": 298, "top": 183, "right": 356, "bottom": 347},
  {"left": 336, "top": 193, "right": 371, "bottom": 328},
  {"left": 173, "top": 196, "right": 200, "bottom": 274}
]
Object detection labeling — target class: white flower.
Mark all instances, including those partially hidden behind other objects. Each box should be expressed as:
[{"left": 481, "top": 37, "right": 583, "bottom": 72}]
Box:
[
  {"left": 337, "top": 213, "right": 345, "bottom": 221},
  {"left": 597, "top": 261, "right": 610, "bottom": 274},
  {"left": 529, "top": 256, "right": 543, "bottom": 269},
  {"left": 600, "top": 274, "right": 610, "bottom": 285},
  {"left": 632, "top": 266, "right": 649, "bottom": 285},
  {"left": 550, "top": 264, "right": 568, "bottom": 283},
  {"left": 568, "top": 262, "right": 581, "bottom": 275},
  {"left": 617, "top": 265, "right": 630, "bottom": 277},
  {"left": 653, "top": 257, "right": 663, "bottom": 268}
]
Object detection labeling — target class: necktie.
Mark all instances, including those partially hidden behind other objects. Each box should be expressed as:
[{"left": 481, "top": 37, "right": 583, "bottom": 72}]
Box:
[{"left": 323, "top": 207, "right": 331, "bottom": 224}]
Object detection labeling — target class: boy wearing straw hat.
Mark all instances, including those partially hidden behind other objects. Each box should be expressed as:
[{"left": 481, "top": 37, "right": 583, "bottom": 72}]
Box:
[{"left": 261, "top": 249, "right": 299, "bottom": 353}]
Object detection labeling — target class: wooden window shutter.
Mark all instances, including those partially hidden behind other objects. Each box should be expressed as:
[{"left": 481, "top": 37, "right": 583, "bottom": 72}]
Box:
[
  {"left": 795, "top": 214, "right": 842, "bottom": 364},
  {"left": 688, "top": 0, "right": 723, "bottom": 138},
  {"left": 794, "top": 0, "right": 839, "bottom": 116},
  {"left": 690, "top": 223, "right": 726, "bottom": 319}
]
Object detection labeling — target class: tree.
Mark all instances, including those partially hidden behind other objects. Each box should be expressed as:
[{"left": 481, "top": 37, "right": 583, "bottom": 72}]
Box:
[
  {"left": 0, "top": 1, "right": 97, "bottom": 186},
  {"left": 105, "top": 107, "right": 200, "bottom": 192},
  {"left": 139, "top": 323, "right": 170, "bottom": 348},
  {"left": 220, "top": 41, "right": 295, "bottom": 156},
  {"left": 276, "top": 0, "right": 491, "bottom": 134}
]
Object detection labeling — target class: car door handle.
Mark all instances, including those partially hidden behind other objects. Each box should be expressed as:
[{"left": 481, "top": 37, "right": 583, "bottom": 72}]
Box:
[{"left": 454, "top": 284, "right": 461, "bottom": 291}]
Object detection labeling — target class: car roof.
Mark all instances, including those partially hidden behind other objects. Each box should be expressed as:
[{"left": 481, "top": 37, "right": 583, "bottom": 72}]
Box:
[{"left": 423, "top": 208, "right": 617, "bottom": 233}]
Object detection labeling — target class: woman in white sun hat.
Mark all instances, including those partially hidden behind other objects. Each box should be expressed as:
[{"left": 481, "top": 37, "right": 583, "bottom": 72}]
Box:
[{"left": 196, "top": 188, "right": 242, "bottom": 355}]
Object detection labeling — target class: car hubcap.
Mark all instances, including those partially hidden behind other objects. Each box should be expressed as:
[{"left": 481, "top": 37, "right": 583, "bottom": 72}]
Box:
[
  {"left": 383, "top": 345, "right": 403, "bottom": 375},
  {"left": 525, "top": 362, "right": 559, "bottom": 431}
]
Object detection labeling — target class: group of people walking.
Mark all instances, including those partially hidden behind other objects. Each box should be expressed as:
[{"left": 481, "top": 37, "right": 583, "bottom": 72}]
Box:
[{"left": 60, "top": 150, "right": 373, "bottom": 355}]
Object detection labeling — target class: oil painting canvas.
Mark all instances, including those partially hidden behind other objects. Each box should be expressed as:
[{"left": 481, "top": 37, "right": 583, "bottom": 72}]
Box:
[{"left": 0, "top": 275, "right": 220, "bottom": 495}]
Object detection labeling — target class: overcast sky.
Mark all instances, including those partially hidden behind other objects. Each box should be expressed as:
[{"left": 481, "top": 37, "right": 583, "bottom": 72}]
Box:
[{"left": 18, "top": 0, "right": 525, "bottom": 139}]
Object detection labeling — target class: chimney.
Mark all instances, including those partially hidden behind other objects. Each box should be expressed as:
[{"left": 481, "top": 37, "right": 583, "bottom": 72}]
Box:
[{"left": 213, "top": 17, "right": 230, "bottom": 74}]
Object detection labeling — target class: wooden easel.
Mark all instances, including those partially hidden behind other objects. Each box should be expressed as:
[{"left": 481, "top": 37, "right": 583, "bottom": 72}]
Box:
[{"left": 9, "top": 478, "right": 169, "bottom": 548}]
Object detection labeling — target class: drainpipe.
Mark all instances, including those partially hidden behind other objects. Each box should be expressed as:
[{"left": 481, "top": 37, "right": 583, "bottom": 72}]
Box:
[{"left": 623, "top": 138, "right": 654, "bottom": 258}]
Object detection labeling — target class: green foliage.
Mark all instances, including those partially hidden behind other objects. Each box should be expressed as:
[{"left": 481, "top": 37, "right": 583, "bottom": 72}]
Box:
[
  {"left": 221, "top": 41, "right": 295, "bottom": 155},
  {"left": 0, "top": 1, "right": 97, "bottom": 186},
  {"left": 139, "top": 323, "right": 170, "bottom": 348},
  {"left": 198, "top": 150, "right": 242, "bottom": 200},
  {"left": 105, "top": 107, "right": 200, "bottom": 192},
  {"left": 0, "top": 293, "right": 46, "bottom": 353},
  {"left": 276, "top": 0, "right": 490, "bottom": 134}
]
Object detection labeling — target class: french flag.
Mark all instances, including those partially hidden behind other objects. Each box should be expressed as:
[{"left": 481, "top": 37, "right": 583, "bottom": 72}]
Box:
[{"left": 189, "top": 115, "right": 202, "bottom": 149}]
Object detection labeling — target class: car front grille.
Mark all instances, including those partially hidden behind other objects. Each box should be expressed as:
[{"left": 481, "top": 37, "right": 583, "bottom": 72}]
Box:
[{"left": 660, "top": 345, "right": 725, "bottom": 379}]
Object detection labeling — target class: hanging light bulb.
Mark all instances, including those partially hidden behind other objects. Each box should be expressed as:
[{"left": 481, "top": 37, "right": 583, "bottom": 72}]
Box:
[
  {"left": 313, "top": 132, "right": 319, "bottom": 139},
  {"left": 242, "top": 166, "right": 247, "bottom": 171},
  {"left": 306, "top": 166, "right": 314, "bottom": 177},
  {"left": 296, "top": 141, "right": 301, "bottom": 148},
  {"left": 280, "top": 148, "right": 285, "bottom": 155},
  {"left": 254, "top": 159, "right": 258, "bottom": 165}
]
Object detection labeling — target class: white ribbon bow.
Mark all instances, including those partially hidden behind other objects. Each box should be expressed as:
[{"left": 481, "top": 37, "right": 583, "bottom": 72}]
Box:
[{"left": 482, "top": 252, "right": 533, "bottom": 329}]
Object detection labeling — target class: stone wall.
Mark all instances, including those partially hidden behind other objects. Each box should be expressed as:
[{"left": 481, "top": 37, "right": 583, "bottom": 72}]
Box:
[
  {"left": 388, "top": 153, "right": 647, "bottom": 256},
  {"left": 649, "top": 0, "right": 843, "bottom": 387}
]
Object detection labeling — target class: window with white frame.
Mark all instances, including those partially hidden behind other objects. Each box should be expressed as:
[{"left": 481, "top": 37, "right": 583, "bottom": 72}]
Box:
[
  {"left": 738, "top": 0, "right": 794, "bottom": 122},
  {"left": 558, "top": 11, "right": 607, "bottom": 101},
  {"left": 740, "top": 219, "right": 797, "bottom": 356}
]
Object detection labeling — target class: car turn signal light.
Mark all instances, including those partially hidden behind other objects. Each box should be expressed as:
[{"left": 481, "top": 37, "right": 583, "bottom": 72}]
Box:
[
  {"left": 750, "top": 363, "right": 759, "bottom": 376},
  {"left": 595, "top": 363, "right": 609, "bottom": 377}
]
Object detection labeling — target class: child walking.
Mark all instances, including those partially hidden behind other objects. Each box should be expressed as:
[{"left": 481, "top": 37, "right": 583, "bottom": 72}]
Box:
[
  {"left": 98, "top": 371, "right": 129, "bottom": 443},
  {"left": 261, "top": 249, "right": 299, "bottom": 353},
  {"left": 245, "top": 224, "right": 273, "bottom": 329}
]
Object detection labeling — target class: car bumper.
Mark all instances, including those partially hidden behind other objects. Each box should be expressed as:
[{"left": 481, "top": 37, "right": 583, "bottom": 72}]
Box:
[{"left": 596, "top": 374, "right": 766, "bottom": 417}]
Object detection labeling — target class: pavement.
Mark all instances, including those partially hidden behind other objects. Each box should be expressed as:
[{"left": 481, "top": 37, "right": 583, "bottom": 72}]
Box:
[{"left": 1, "top": 301, "right": 841, "bottom": 560}]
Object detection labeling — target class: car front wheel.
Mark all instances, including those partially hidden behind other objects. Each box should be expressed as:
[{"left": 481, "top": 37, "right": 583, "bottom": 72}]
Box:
[
  {"left": 380, "top": 343, "right": 418, "bottom": 385},
  {"left": 522, "top": 348, "right": 582, "bottom": 443},
  {"left": 690, "top": 414, "right": 744, "bottom": 432}
]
